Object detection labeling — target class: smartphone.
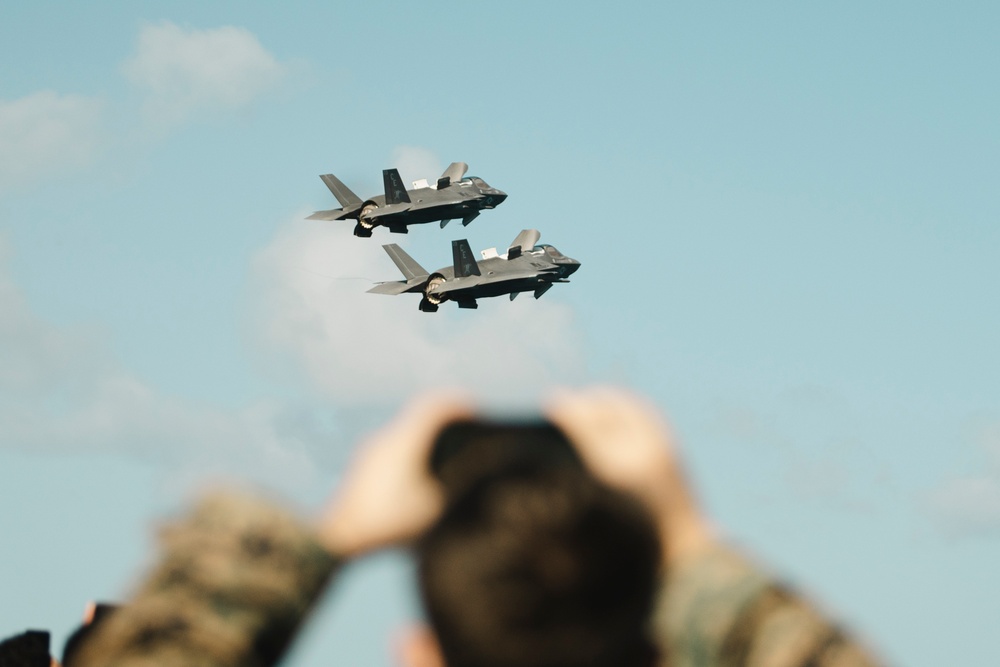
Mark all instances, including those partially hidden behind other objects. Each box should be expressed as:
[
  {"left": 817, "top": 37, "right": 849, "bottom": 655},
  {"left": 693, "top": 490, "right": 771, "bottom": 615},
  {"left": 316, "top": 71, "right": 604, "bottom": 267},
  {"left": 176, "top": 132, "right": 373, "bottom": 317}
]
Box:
[{"left": 429, "top": 419, "right": 583, "bottom": 497}]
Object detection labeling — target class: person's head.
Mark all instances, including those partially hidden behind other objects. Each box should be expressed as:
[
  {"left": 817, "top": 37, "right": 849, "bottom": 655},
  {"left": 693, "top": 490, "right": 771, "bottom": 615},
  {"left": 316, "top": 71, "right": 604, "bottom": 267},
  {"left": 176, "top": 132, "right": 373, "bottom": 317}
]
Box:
[
  {"left": 411, "top": 450, "right": 661, "bottom": 667},
  {"left": 0, "top": 630, "right": 52, "bottom": 667}
]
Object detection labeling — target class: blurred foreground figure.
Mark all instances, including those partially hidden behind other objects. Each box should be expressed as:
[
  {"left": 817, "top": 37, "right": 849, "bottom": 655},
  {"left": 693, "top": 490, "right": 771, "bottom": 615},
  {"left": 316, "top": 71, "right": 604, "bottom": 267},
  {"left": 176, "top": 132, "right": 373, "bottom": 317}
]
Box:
[
  {"left": 0, "top": 630, "right": 54, "bottom": 667},
  {"left": 71, "top": 389, "right": 883, "bottom": 667}
]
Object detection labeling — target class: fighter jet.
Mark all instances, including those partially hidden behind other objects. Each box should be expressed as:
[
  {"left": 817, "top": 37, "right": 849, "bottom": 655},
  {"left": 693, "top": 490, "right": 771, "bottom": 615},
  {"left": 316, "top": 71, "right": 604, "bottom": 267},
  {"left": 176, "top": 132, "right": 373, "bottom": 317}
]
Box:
[
  {"left": 307, "top": 162, "right": 507, "bottom": 237},
  {"left": 368, "top": 229, "right": 580, "bottom": 312}
]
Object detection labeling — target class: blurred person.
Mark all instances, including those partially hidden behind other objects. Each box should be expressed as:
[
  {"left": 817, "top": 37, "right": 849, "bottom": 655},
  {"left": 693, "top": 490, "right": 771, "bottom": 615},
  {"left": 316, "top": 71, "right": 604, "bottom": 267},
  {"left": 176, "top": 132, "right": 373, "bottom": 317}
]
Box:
[
  {"left": 61, "top": 603, "right": 118, "bottom": 667},
  {"left": 70, "top": 389, "right": 882, "bottom": 667},
  {"left": 0, "top": 629, "right": 55, "bottom": 667}
]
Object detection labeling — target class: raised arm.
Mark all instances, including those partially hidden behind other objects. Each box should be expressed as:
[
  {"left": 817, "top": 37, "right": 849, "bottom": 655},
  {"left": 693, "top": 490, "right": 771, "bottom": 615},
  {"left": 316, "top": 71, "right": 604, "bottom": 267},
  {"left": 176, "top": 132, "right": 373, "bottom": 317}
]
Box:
[
  {"left": 546, "top": 387, "right": 883, "bottom": 667},
  {"left": 75, "top": 393, "right": 471, "bottom": 667}
]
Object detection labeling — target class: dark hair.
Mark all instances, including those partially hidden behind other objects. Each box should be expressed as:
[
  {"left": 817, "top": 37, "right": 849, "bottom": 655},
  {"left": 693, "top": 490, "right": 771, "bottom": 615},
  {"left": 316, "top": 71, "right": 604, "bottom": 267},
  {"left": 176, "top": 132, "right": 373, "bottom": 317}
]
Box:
[
  {"left": 418, "top": 462, "right": 661, "bottom": 667},
  {"left": 0, "top": 630, "right": 50, "bottom": 667}
]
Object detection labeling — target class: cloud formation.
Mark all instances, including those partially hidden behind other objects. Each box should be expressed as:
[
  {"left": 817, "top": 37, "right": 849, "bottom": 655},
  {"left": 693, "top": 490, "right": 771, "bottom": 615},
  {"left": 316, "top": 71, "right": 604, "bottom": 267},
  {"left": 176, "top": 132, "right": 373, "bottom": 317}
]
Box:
[
  {"left": 0, "top": 91, "right": 104, "bottom": 190},
  {"left": 249, "top": 216, "right": 586, "bottom": 407},
  {"left": 390, "top": 146, "right": 444, "bottom": 186},
  {"left": 925, "top": 427, "right": 1000, "bottom": 538},
  {"left": 122, "top": 21, "right": 285, "bottom": 126},
  {"left": 0, "top": 236, "right": 322, "bottom": 488}
]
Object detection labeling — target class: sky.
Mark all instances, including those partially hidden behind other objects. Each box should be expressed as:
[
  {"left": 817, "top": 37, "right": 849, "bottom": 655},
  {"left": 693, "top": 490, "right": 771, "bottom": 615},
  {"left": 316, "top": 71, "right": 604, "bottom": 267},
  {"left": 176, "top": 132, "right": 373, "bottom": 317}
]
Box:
[{"left": 1, "top": 2, "right": 998, "bottom": 665}]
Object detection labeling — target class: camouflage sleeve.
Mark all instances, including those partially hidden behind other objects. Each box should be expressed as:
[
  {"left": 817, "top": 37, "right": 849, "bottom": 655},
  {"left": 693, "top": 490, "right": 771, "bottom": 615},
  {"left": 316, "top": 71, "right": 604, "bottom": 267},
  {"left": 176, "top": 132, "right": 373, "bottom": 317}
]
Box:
[
  {"left": 653, "top": 543, "right": 883, "bottom": 667},
  {"left": 75, "top": 492, "right": 341, "bottom": 667}
]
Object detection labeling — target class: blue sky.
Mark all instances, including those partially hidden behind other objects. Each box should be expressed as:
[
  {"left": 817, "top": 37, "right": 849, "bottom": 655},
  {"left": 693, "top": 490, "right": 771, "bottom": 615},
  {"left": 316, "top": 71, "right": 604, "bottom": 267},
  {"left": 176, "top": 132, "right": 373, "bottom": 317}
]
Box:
[{"left": 2, "top": 2, "right": 998, "bottom": 665}]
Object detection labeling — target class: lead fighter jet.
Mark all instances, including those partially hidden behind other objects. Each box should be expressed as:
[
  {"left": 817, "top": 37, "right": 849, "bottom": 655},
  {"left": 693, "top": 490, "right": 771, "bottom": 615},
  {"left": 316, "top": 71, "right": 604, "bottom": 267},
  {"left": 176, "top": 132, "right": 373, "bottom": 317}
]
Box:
[
  {"left": 369, "top": 230, "right": 580, "bottom": 312},
  {"left": 307, "top": 162, "right": 507, "bottom": 237}
]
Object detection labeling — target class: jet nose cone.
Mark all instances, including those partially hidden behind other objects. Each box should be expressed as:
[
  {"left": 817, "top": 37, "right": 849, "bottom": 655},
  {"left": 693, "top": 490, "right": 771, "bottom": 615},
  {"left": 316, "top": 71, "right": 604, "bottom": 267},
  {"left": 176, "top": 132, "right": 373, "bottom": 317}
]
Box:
[
  {"left": 560, "top": 257, "right": 581, "bottom": 276},
  {"left": 482, "top": 190, "right": 506, "bottom": 208}
]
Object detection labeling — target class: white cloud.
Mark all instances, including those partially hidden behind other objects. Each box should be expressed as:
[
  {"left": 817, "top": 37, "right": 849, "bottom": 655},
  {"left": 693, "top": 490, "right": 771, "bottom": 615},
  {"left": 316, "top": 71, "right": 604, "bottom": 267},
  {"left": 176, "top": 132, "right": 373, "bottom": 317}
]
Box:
[
  {"left": 925, "top": 426, "right": 1000, "bottom": 538},
  {"left": 390, "top": 146, "right": 444, "bottom": 186},
  {"left": 0, "top": 91, "right": 104, "bottom": 190},
  {"left": 925, "top": 476, "right": 1000, "bottom": 538},
  {"left": 249, "top": 216, "right": 586, "bottom": 407},
  {"left": 0, "top": 236, "right": 321, "bottom": 489},
  {"left": 122, "top": 21, "right": 285, "bottom": 126}
]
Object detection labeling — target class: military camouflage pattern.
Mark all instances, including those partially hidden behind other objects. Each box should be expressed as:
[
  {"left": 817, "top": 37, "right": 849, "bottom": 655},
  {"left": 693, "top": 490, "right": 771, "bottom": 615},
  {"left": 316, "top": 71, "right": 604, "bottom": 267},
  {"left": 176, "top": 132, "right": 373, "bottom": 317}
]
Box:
[
  {"left": 656, "top": 546, "right": 882, "bottom": 667},
  {"left": 74, "top": 493, "right": 338, "bottom": 667},
  {"left": 74, "top": 492, "right": 881, "bottom": 667}
]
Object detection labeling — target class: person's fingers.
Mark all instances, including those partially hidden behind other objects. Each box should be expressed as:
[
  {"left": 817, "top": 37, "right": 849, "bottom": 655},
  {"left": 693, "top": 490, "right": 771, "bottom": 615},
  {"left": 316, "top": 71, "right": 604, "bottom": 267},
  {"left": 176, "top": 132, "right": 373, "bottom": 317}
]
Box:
[
  {"left": 546, "top": 386, "right": 715, "bottom": 564},
  {"left": 545, "top": 386, "right": 675, "bottom": 486},
  {"left": 370, "top": 390, "right": 475, "bottom": 460},
  {"left": 316, "top": 391, "right": 474, "bottom": 557}
]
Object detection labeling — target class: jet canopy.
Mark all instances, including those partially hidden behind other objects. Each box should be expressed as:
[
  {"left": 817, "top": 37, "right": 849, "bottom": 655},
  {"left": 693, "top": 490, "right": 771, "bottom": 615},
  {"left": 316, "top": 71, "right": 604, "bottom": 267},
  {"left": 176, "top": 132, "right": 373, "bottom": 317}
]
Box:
[{"left": 530, "top": 244, "right": 565, "bottom": 258}]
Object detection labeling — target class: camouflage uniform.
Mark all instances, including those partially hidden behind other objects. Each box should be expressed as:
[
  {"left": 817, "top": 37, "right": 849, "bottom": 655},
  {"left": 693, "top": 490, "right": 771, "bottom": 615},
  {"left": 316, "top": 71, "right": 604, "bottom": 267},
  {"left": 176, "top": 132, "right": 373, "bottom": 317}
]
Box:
[{"left": 74, "top": 492, "right": 882, "bottom": 667}]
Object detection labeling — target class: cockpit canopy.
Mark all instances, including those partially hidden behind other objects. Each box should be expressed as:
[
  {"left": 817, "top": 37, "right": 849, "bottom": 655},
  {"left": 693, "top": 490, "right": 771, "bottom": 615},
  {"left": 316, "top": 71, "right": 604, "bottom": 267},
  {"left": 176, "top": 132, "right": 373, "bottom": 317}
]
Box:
[
  {"left": 460, "top": 176, "right": 488, "bottom": 189},
  {"left": 529, "top": 244, "right": 564, "bottom": 258}
]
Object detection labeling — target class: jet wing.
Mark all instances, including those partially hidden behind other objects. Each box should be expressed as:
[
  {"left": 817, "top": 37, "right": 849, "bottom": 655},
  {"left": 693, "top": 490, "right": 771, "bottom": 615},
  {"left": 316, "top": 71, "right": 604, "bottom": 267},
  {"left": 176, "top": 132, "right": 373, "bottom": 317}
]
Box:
[
  {"left": 369, "top": 202, "right": 412, "bottom": 219},
  {"left": 407, "top": 198, "right": 453, "bottom": 212},
  {"left": 492, "top": 268, "right": 555, "bottom": 282},
  {"left": 433, "top": 277, "right": 485, "bottom": 295}
]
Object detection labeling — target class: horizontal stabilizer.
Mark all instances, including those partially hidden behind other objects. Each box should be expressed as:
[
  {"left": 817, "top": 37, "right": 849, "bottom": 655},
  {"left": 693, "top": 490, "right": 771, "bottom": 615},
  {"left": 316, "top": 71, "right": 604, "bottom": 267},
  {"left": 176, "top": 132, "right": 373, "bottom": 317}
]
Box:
[
  {"left": 382, "top": 244, "right": 429, "bottom": 281},
  {"left": 383, "top": 169, "right": 412, "bottom": 205},
  {"left": 452, "top": 239, "right": 482, "bottom": 278},
  {"left": 440, "top": 162, "right": 469, "bottom": 183},
  {"left": 307, "top": 201, "right": 362, "bottom": 221},
  {"left": 367, "top": 281, "right": 414, "bottom": 295},
  {"left": 320, "top": 174, "right": 363, "bottom": 208},
  {"left": 307, "top": 209, "right": 346, "bottom": 221}
]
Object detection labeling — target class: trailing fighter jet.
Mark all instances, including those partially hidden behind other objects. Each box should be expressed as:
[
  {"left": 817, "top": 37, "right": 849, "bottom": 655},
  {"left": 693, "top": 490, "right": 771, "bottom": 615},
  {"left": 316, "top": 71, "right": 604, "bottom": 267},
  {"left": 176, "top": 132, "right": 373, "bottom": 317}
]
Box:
[
  {"left": 368, "top": 230, "right": 580, "bottom": 312},
  {"left": 307, "top": 162, "right": 507, "bottom": 237}
]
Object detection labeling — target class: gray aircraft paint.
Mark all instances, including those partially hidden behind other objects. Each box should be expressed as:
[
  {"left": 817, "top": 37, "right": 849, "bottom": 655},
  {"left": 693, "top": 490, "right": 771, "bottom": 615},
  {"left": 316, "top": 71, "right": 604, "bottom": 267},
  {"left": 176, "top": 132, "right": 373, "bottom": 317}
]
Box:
[
  {"left": 307, "top": 162, "right": 506, "bottom": 237},
  {"left": 368, "top": 229, "right": 580, "bottom": 312}
]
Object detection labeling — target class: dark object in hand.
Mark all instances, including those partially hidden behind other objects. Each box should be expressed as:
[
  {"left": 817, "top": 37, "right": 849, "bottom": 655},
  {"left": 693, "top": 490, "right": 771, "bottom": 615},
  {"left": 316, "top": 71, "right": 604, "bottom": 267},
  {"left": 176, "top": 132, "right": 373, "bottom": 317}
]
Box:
[{"left": 429, "top": 419, "right": 583, "bottom": 500}]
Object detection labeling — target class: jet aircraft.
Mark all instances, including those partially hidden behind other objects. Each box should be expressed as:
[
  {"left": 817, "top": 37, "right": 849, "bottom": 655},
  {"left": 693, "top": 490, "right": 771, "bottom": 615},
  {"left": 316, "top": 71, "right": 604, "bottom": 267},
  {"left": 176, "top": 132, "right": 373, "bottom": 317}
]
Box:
[
  {"left": 368, "top": 230, "right": 580, "bottom": 312},
  {"left": 307, "top": 162, "right": 507, "bottom": 237}
]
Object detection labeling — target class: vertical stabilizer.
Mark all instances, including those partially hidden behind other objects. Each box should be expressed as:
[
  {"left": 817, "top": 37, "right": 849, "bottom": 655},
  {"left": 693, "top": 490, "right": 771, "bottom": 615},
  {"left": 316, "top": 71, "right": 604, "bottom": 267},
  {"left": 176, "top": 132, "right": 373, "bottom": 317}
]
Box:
[
  {"left": 383, "top": 169, "right": 412, "bottom": 205},
  {"left": 452, "top": 239, "right": 482, "bottom": 278}
]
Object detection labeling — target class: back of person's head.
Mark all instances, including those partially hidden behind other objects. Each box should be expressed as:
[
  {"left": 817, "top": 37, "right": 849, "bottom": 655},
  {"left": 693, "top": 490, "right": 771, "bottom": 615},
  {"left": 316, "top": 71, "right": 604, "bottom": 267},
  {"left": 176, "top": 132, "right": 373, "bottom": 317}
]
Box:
[
  {"left": 417, "top": 463, "right": 661, "bottom": 667},
  {"left": 0, "top": 630, "right": 51, "bottom": 667}
]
